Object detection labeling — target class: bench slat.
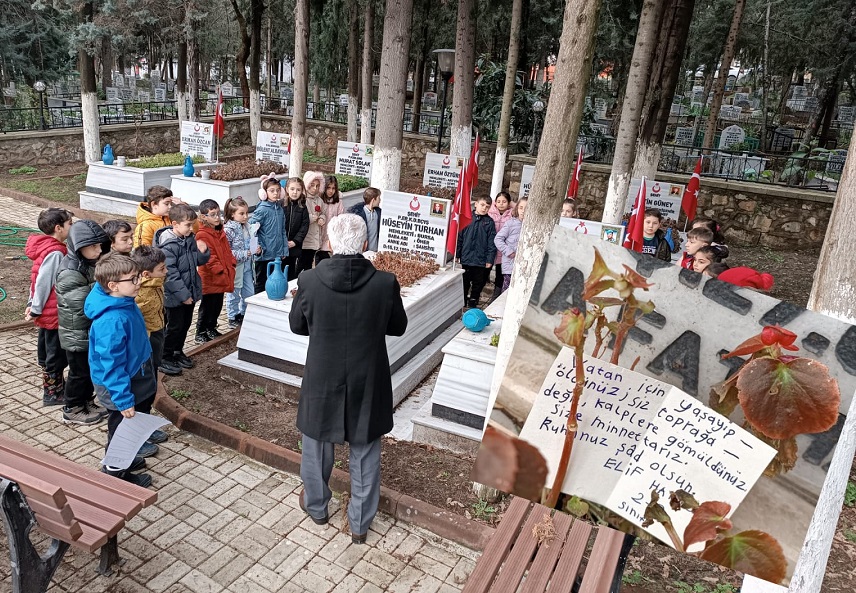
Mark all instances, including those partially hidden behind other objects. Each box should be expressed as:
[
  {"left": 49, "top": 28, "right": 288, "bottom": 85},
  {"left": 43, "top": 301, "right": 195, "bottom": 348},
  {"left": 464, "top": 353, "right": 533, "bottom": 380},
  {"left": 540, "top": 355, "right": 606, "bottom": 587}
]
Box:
[
  {"left": 30, "top": 513, "right": 83, "bottom": 542},
  {"left": 492, "top": 505, "right": 545, "bottom": 593},
  {"left": 462, "top": 497, "right": 532, "bottom": 593},
  {"left": 578, "top": 527, "right": 625, "bottom": 593},
  {"left": 40, "top": 522, "right": 110, "bottom": 553},
  {"left": 0, "top": 435, "right": 156, "bottom": 508},
  {"left": 520, "top": 511, "right": 573, "bottom": 593},
  {"left": 24, "top": 496, "right": 77, "bottom": 527},
  {"left": 0, "top": 462, "right": 68, "bottom": 508},
  {"left": 0, "top": 451, "right": 143, "bottom": 519},
  {"left": 64, "top": 497, "right": 127, "bottom": 538},
  {"left": 547, "top": 518, "right": 592, "bottom": 592}
]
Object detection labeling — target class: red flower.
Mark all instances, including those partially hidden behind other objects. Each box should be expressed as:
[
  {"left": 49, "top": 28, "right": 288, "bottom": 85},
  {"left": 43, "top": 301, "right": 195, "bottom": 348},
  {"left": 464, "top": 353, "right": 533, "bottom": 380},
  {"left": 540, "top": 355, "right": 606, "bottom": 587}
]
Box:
[{"left": 315, "top": 205, "right": 321, "bottom": 212}]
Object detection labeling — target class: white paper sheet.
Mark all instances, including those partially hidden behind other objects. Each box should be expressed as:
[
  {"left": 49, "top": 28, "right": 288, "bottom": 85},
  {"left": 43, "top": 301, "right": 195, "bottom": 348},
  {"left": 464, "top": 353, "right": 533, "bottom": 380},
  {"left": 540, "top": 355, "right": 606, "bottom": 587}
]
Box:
[
  {"left": 101, "top": 412, "right": 171, "bottom": 470},
  {"left": 249, "top": 222, "right": 260, "bottom": 256}
]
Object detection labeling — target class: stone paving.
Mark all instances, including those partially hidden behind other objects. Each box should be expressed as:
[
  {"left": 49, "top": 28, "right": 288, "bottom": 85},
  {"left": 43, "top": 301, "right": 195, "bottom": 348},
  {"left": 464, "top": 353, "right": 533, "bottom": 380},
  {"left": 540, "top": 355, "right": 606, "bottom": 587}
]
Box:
[{"left": 0, "top": 194, "right": 480, "bottom": 592}]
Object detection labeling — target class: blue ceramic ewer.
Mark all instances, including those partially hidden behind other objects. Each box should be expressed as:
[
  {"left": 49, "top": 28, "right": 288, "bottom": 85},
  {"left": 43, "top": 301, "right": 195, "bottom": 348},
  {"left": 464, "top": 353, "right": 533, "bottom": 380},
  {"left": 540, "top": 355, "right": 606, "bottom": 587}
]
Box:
[
  {"left": 102, "top": 144, "right": 115, "bottom": 165},
  {"left": 462, "top": 308, "right": 492, "bottom": 332},
  {"left": 265, "top": 257, "right": 288, "bottom": 300},
  {"left": 183, "top": 155, "right": 195, "bottom": 177}
]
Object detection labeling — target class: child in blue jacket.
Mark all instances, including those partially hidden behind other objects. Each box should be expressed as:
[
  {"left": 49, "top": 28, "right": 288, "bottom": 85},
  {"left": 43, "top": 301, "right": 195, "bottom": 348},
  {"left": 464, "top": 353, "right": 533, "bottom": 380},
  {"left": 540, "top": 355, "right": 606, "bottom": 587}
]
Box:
[
  {"left": 250, "top": 177, "right": 289, "bottom": 293},
  {"left": 85, "top": 252, "right": 157, "bottom": 488}
]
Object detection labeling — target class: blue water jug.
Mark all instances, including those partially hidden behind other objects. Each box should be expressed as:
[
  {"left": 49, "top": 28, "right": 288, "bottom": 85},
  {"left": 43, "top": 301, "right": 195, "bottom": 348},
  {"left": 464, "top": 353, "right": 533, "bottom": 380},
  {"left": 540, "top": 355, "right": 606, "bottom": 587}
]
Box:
[
  {"left": 183, "top": 155, "right": 195, "bottom": 177},
  {"left": 102, "top": 144, "right": 114, "bottom": 165},
  {"left": 462, "top": 308, "right": 492, "bottom": 332},
  {"left": 265, "top": 257, "right": 288, "bottom": 300}
]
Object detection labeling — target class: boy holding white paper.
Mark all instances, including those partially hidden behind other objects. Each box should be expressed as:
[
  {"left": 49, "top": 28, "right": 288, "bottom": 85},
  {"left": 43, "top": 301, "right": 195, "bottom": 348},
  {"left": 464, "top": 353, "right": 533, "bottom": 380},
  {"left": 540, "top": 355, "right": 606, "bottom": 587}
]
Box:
[{"left": 84, "top": 252, "right": 158, "bottom": 488}]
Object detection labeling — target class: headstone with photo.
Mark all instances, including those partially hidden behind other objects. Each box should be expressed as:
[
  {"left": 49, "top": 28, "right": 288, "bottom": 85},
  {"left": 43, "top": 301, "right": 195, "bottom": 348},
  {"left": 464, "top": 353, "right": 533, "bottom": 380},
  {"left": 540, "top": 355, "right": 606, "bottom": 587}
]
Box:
[
  {"left": 423, "top": 153, "right": 466, "bottom": 189},
  {"left": 719, "top": 124, "right": 747, "bottom": 149},
  {"left": 125, "top": 75, "right": 135, "bottom": 88},
  {"left": 670, "top": 103, "right": 686, "bottom": 116},
  {"left": 378, "top": 191, "right": 451, "bottom": 264},
  {"left": 167, "top": 80, "right": 175, "bottom": 92},
  {"left": 625, "top": 178, "right": 685, "bottom": 223},
  {"left": 675, "top": 127, "right": 695, "bottom": 147},
  {"left": 335, "top": 141, "right": 374, "bottom": 180},
  {"left": 114, "top": 74, "right": 124, "bottom": 87},
  {"left": 179, "top": 121, "right": 215, "bottom": 161},
  {"left": 255, "top": 131, "right": 290, "bottom": 165},
  {"left": 734, "top": 92, "right": 749, "bottom": 104}
]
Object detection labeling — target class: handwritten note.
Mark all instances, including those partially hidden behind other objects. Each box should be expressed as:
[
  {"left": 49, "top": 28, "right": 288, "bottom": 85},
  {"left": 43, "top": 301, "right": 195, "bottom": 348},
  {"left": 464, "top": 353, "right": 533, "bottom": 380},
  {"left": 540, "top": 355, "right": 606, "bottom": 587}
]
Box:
[{"left": 518, "top": 349, "right": 776, "bottom": 550}]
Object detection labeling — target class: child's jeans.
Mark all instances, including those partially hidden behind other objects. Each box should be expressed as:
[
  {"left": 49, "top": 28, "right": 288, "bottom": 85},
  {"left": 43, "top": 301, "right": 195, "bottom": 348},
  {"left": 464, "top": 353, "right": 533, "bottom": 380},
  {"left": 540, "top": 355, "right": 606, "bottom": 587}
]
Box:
[{"left": 227, "top": 263, "right": 255, "bottom": 319}]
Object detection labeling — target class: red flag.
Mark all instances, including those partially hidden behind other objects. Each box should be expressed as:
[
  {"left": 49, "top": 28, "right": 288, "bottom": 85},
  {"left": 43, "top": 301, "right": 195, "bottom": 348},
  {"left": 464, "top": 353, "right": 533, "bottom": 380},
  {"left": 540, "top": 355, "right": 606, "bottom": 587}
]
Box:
[
  {"left": 467, "top": 133, "right": 480, "bottom": 189},
  {"left": 213, "top": 87, "right": 225, "bottom": 139},
  {"left": 623, "top": 177, "right": 646, "bottom": 253},
  {"left": 567, "top": 146, "right": 583, "bottom": 198},
  {"left": 446, "top": 164, "right": 473, "bottom": 258},
  {"left": 681, "top": 156, "right": 702, "bottom": 221}
]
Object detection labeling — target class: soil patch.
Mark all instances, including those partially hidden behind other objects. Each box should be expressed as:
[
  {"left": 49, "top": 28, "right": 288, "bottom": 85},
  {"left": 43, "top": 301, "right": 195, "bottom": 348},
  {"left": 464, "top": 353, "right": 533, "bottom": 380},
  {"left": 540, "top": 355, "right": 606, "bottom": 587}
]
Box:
[
  {"left": 0, "top": 164, "right": 89, "bottom": 206},
  {"left": 161, "top": 337, "right": 499, "bottom": 525},
  {"left": 726, "top": 245, "right": 819, "bottom": 308},
  {"left": 0, "top": 221, "right": 38, "bottom": 324}
]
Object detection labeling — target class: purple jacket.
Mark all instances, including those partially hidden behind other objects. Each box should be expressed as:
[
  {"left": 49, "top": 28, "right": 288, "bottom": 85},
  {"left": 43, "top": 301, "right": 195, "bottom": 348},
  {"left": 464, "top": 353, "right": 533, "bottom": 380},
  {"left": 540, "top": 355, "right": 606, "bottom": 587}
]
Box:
[{"left": 494, "top": 217, "right": 522, "bottom": 275}]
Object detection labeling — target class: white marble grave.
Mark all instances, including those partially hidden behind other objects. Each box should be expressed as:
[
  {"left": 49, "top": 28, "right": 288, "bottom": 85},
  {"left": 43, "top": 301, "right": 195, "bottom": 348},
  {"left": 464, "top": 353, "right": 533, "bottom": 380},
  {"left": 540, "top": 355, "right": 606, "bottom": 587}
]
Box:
[
  {"left": 411, "top": 291, "right": 508, "bottom": 453},
  {"left": 168, "top": 173, "right": 285, "bottom": 210},
  {"left": 79, "top": 161, "right": 218, "bottom": 216},
  {"left": 222, "top": 267, "right": 465, "bottom": 406}
]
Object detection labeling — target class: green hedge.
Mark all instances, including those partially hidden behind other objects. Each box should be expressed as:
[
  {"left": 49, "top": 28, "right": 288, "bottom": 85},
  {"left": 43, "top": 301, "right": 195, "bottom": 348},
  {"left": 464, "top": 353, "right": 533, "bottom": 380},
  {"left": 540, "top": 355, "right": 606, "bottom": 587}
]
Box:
[{"left": 131, "top": 153, "right": 207, "bottom": 169}]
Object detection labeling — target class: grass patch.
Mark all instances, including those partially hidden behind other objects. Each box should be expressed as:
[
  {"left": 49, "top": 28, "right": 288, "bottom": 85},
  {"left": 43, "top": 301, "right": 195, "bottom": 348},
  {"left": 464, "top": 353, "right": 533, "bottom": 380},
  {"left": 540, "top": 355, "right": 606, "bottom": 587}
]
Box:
[
  {"left": 303, "top": 149, "right": 334, "bottom": 164},
  {"left": 234, "top": 420, "right": 249, "bottom": 432},
  {"left": 6, "top": 174, "right": 87, "bottom": 205},
  {"left": 169, "top": 388, "right": 191, "bottom": 402},
  {"left": 9, "top": 166, "right": 37, "bottom": 175},
  {"left": 844, "top": 529, "right": 856, "bottom": 543},
  {"left": 845, "top": 481, "right": 856, "bottom": 507},
  {"left": 470, "top": 499, "right": 497, "bottom": 522},
  {"left": 622, "top": 570, "right": 648, "bottom": 586}
]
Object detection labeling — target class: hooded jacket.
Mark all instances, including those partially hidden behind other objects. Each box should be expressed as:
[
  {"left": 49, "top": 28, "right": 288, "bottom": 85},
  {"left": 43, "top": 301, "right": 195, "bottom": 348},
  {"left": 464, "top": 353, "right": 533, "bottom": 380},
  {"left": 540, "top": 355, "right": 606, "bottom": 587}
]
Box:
[
  {"left": 458, "top": 212, "right": 497, "bottom": 267},
  {"left": 56, "top": 220, "right": 111, "bottom": 351},
  {"left": 487, "top": 203, "right": 514, "bottom": 264},
  {"left": 494, "top": 217, "right": 522, "bottom": 275},
  {"left": 318, "top": 199, "right": 345, "bottom": 252},
  {"left": 135, "top": 276, "right": 164, "bottom": 333},
  {"left": 347, "top": 203, "right": 382, "bottom": 250},
  {"left": 196, "top": 224, "right": 237, "bottom": 294},
  {"left": 289, "top": 255, "right": 408, "bottom": 445},
  {"left": 249, "top": 199, "right": 288, "bottom": 261},
  {"left": 26, "top": 234, "right": 68, "bottom": 329},
  {"left": 134, "top": 202, "right": 170, "bottom": 248},
  {"left": 156, "top": 226, "right": 211, "bottom": 308},
  {"left": 284, "top": 199, "right": 310, "bottom": 252},
  {"left": 85, "top": 283, "right": 155, "bottom": 411},
  {"left": 717, "top": 267, "right": 774, "bottom": 291},
  {"left": 301, "top": 194, "right": 325, "bottom": 251}
]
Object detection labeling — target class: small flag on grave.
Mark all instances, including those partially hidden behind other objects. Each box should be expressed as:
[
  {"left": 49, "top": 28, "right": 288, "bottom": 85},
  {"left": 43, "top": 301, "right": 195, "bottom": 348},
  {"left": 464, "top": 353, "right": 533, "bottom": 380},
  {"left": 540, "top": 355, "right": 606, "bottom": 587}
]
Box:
[{"left": 623, "top": 176, "right": 646, "bottom": 253}]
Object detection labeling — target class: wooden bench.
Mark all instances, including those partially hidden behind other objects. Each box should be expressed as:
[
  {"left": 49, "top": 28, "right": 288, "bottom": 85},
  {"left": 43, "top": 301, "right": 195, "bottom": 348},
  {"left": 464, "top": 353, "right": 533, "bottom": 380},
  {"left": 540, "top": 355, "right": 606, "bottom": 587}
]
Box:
[
  {"left": 0, "top": 434, "right": 157, "bottom": 593},
  {"left": 462, "top": 497, "right": 631, "bottom": 593}
]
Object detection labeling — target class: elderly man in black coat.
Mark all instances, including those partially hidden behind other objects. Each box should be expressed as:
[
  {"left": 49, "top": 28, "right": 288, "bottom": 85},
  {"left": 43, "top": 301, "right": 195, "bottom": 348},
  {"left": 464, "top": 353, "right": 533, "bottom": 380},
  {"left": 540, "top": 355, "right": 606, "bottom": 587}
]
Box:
[{"left": 289, "top": 213, "right": 408, "bottom": 544}]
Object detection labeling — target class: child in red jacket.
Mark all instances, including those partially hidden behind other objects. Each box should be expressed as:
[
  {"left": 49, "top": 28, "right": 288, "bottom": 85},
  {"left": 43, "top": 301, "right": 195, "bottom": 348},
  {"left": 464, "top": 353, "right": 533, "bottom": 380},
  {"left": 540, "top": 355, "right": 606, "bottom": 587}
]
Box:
[
  {"left": 195, "top": 200, "right": 237, "bottom": 343},
  {"left": 25, "top": 208, "right": 73, "bottom": 406}
]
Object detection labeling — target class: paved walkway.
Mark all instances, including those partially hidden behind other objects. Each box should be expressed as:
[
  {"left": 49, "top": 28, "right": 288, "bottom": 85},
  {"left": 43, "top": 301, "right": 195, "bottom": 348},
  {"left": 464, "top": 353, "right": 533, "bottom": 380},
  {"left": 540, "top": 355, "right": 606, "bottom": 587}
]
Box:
[{"left": 0, "top": 194, "right": 480, "bottom": 592}]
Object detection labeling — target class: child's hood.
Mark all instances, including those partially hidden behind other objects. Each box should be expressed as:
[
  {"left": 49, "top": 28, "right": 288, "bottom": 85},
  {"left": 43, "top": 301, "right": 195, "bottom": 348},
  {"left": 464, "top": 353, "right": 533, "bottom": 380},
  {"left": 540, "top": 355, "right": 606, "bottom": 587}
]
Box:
[
  {"left": 84, "top": 282, "right": 138, "bottom": 321},
  {"left": 66, "top": 220, "right": 111, "bottom": 261},
  {"left": 136, "top": 202, "right": 167, "bottom": 225},
  {"left": 154, "top": 225, "right": 186, "bottom": 248},
  {"left": 195, "top": 224, "right": 223, "bottom": 240},
  {"left": 25, "top": 234, "right": 67, "bottom": 261}
]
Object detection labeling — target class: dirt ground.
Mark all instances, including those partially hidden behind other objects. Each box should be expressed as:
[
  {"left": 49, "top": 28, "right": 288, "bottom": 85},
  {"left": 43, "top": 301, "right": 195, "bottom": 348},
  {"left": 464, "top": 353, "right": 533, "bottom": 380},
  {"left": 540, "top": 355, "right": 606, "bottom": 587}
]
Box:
[
  {"left": 0, "top": 221, "right": 38, "bottom": 324},
  {"left": 162, "top": 338, "right": 497, "bottom": 525},
  {"left": 0, "top": 164, "right": 88, "bottom": 205},
  {"left": 726, "top": 244, "right": 820, "bottom": 308}
]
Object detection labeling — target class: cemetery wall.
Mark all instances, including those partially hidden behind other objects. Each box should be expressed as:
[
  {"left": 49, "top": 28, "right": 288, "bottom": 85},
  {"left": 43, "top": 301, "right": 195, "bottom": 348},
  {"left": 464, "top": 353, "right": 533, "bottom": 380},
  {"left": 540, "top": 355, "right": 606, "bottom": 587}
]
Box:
[{"left": 507, "top": 155, "right": 834, "bottom": 250}]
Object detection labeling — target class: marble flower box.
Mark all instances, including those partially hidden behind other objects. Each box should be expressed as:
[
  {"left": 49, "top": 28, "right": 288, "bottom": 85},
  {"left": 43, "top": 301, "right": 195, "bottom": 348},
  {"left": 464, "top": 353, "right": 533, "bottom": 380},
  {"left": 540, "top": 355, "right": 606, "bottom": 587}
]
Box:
[
  {"left": 79, "top": 161, "right": 218, "bottom": 216},
  {"left": 221, "top": 267, "right": 464, "bottom": 407},
  {"left": 168, "top": 173, "right": 289, "bottom": 211}
]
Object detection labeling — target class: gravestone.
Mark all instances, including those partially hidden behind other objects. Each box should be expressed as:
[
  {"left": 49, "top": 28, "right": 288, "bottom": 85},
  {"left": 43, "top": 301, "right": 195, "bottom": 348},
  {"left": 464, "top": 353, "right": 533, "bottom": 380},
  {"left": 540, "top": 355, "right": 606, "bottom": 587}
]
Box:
[
  {"left": 125, "top": 75, "right": 135, "bottom": 88},
  {"left": 154, "top": 88, "right": 167, "bottom": 101},
  {"left": 725, "top": 74, "right": 737, "bottom": 91},
  {"left": 670, "top": 103, "right": 686, "bottom": 116},
  {"left": 594, "top": 98, "right": 608, "bottom": 120},
  {"left": 792, "top": 85, "right": 807, "bottom": 99},
  {"left": 804, "top": 96, "right": 819, "bottom": 112},
  {"left": 590, "top": 123, "right": 610, "bottom": 136},
  {"left": 120, "top": 88, "right": 134, "bottom": 101},
  {"left": 114, "top": 74, "right": 124, "bottom": 87},
  {"left": 167, "top": 80, "right": 175, "bottom": 92},
  {"left": 150, "top": 70, "right": 160, "bottom": 81},
  {"left": 838, "top": 106, "right": 855, "bottom": 122},
  {"left": 720, "top": 105, "right": 741, "bottom": 120},
  {"left": 221, "top": 81, "right": 234, "bottom": 97},
  {"left": 231, "top": 105, "right": 244, "bottom": 114},
  {"left": 106, "top": 87, "right": 119, "bottom": 101},
  {"left": 137, "top": 90, "right": 151, "bottom": 103},
  {"left": 675, "top": 127, "right": 695, "bottom": 146},
  {"left": 719, "top": 124, "right": 746, "bottom": 149},
  {"left": 734, "top": 92, "right": 749, "bottom": 104},
  {"left": 826, "top": 150, "right": 847, "bottom": 175},
  {"left": 771, "top": 126, "right": 796, "bottom": 152},
  {"left": 423, "top": 92, "right": 437, "bottom": 108},
  {"left": 692, "top": 86, "right": 704, "bottom": 103}
]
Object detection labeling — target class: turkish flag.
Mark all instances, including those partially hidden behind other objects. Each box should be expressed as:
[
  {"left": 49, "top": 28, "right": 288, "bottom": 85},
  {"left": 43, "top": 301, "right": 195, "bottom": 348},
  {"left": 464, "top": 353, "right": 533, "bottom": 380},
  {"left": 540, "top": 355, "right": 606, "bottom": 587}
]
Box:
[
  {"left": 567, "top": 146, "right": 583, "bottom": 198},
  {"left": 467, "top": 133, "right": 480, "bottom": 189},
  {"left": 213, "top": 87, "right": 225, "bottom": 139},
  {"left": 446, "top": 164, "right": 473, "bottom": 259},
  {"left": 682, "top": 156, "right": 702, "bottom": 221},
  {"left": 623, "top": 177, "right": 646, "bottom": 253}
]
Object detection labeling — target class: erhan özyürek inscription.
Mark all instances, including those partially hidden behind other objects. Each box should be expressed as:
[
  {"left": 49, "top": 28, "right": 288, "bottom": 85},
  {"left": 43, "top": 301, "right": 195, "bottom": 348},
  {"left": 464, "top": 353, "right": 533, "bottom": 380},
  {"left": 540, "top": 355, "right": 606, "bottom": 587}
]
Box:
[{"left": 517, "top": 351, "right": 775, "bottom": 551}]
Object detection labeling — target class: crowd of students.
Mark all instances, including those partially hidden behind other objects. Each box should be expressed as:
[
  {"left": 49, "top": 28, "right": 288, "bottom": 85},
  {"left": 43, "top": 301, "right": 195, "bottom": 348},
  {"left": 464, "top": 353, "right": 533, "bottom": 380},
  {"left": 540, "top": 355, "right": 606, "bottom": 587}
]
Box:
[{"left": 23, "top": 172, "right": 384, "bottom": 488}]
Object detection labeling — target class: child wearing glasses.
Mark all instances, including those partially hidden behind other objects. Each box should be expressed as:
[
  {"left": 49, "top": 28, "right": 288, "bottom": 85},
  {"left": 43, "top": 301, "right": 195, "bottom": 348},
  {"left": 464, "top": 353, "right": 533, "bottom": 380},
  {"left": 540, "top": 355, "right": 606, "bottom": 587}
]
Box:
[
  {"left": 85, "top": 252, "right": 157, "bottom": 488},
  {"left": 193, "top": 200, "right": 236, "bottom": 343}
]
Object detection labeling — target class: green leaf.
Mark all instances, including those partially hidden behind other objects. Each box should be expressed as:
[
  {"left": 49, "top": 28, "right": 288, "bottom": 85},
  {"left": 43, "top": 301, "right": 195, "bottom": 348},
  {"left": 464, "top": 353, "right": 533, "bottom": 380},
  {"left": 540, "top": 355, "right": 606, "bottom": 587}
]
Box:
[
  {"left": 683, "top": 501, "right": 732, "bottom": 549},
  {"left": 699, "top": 530, "right": 787, "bottom": 584},
  {"left": 737, "top": 357, "right": 841, "bottom": 440}
]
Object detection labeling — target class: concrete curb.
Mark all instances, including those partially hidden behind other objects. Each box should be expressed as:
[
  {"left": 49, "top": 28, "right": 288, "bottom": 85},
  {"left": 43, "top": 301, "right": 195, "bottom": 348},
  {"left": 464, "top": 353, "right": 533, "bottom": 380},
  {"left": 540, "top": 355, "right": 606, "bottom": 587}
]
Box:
[
  {"left": 0, "top": 320, "right": 35, "bottom": 333},
  {"left": 154, "top": 369, "right": 495, "bottom": 552}
]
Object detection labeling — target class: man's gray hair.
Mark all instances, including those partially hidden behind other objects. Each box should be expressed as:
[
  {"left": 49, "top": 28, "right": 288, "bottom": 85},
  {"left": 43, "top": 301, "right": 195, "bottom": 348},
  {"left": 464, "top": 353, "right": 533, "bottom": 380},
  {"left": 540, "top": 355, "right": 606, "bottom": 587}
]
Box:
[{"left": 328, "top": 213, "right": 367, "bottom": 255}]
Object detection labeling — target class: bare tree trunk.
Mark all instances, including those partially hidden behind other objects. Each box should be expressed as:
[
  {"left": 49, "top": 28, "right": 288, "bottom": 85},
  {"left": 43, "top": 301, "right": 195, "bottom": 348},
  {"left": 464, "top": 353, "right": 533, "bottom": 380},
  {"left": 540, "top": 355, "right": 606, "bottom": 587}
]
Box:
[
  {"left": 368, "top": 0, "right": 414, "bottom": 190},
  {"left": 267, "top": 15, "right": 273, "bottom": 100},
  {"left": 230, "top": 0, "right": 251, "bottom": 107},
  {"left": 80, "top": 2, "right": 100, "bottom": 163},
  {"left": 360, "top": 0, "right": 376, "bottom": 144},
  {"left": 188, "top": 37, "right": 201, "bottom": 121},
  {"left": 249, "top": 0, "right": 264, "bottom": 145},
  {"left": 101, "top": 37, "right": 113, "bottom": 91},
  {"left": 702, "top": 0, "right": 746, "bottom": 149},
  {"left": 411, "top": 53, "right": 425, "bottom": 133},
  {"left": 633, "top": 0, "right": 695, "bottom": 181},
  {"left": 176, "top": 41, "right": 189, "bottom": 123},
  {"left": 290, "top": 0, "right": 310, "bottom": 176},
  {"left": 602, "top": 0, "right": 665, "bottom": 224},
  {"left": 313, "top": 82, "right": 321, "bottom": 103},
  {"left": 450, "top": 0, "right": 476, "bottom": 158},
  {"left": 347, "top": 0, "right": 361, "bottom": 142},
  {"left": 760, "top": 0, "right": 771, "bottom": 152},
  {"left": 489, "top": 0, "right": 524, "bottom": 198},
  {"left": 489, "top": 0, "right": 603, "bottom": 414}
]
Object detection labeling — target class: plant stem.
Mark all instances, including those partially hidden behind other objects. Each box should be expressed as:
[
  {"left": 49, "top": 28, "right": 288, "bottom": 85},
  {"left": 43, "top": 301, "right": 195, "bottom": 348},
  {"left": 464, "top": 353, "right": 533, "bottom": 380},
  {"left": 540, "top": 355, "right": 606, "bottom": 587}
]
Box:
[
  {"left": 663, "top": 521, "right": 685, "bottom": 553},
  {"left": 545, "top": 341, "right": 586, "bottom": 508},
  {"left": 610, "top": 305, "right": 636, "bottom": 365}
]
